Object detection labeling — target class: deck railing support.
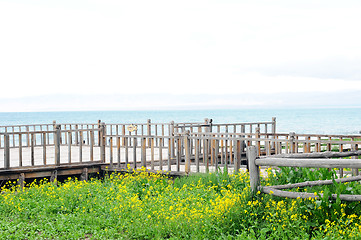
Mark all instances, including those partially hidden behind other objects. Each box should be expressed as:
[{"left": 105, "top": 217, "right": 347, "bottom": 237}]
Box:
[
  {"left": 289, "top": 132, "right": 296, "bottom": 153},
  {"left": 272, "top": 117, "right": 276, "bottom": 149},
  {"left": 97, "top": 120, "right": 101, "bottom": 146},
  {"left": 184, "top": 130, "right": 191, "bottom": 174},
  {"left": 141, "top": 137, "right": 146, "bottom": 168},
  {"left": 147, "top": 119, "right": 151, "bottom": 147},
  {"left": 170, "top": 121, "right": 175, "bottom": 162},
  {"left": 54, "top": 124, "right": 61, "bottom": 166},
  {"left": 4, "top": 134, "right": 10, "bottom": 169},
  {"left": 100, "top": 122, "right": 106, "bottom": 163}
]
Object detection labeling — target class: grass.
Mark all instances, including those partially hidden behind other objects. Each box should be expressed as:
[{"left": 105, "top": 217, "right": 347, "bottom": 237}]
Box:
[{"left": 1, "top": 167, "right": 361, "bottom": 239}]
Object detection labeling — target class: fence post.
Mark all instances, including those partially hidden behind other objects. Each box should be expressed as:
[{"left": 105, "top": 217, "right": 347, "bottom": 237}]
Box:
[
  {"left": 241, "top": 124, "right": 246, "bottom": 153},
  {"left": 234, "top": 140, "right": 239, "bottom": 173},
  {"left": 97, "top": 120, "right": 101, "bottom": 146},
  {"left": 147, "top": 119, "right": 151, "bottom": 147},
  {"left": 247, "top": 146, "right": 259, "bottom": 193},
  {"left": 4, "top": 134, "right": 10, "bottom": 169},
  {"left": 100, "top": 122, "right": 106, "bottom": 163},
  {"left": 272, "top": 117, "right": 276, "bottom": 150},
  {"left": 54, "top": 124, "right": 61, "bottom": 166},
  {"left": 170, "top": 121, "right": 175, "bottom": 162},
  {"left": 184, "top": 130, "right": 191, "bottom": 174},
  {"left": 141, "top": 137, "right": 146, "bottom": 168},
  {"left": 289, "top": 132, "right": 296, "bottom": 153},
  {"left": 255, "top": 127, "right": 261, "bottom": 156}
]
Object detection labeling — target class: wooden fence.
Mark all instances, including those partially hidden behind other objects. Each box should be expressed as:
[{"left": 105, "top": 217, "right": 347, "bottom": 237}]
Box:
[
  {"left": 247, "top": 146, "right": 361, "bottom": 201},
  {"left": 0, "top": 118, "right": 274, "bottom": 170},
  {"left": 1, "top": 117, "right": 361, "bottom": 178}
]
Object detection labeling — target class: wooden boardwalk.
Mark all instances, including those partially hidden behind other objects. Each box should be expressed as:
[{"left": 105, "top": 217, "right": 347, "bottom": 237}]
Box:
[{"left": 1, "top": 118, "right": 361, "bottom": 183}]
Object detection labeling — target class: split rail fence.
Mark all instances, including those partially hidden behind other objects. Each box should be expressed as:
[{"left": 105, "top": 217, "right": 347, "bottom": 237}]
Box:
[{"left": 247, "top": 145, "right": 361, "bottom": 202}]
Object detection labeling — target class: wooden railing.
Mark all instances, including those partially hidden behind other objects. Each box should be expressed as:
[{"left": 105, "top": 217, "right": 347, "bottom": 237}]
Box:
[
  {"left": 247, "top": 146, "right": 361, "bottom": 201},
  {"left": 0, "top": 125, "right": 103, "bottom": 169},
  {"left": 3, "top": 117, "right": 360, "bottom": 176}
]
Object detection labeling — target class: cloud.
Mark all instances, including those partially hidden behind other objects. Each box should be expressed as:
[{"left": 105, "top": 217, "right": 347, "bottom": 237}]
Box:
[{"left": 0, "top": 0, "right": 361, "bottom": 110}]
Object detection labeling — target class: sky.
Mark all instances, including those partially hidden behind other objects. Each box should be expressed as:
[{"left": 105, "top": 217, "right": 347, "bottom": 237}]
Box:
[{"left": 1, "top": 0, "right": 361, "bottom": 112}]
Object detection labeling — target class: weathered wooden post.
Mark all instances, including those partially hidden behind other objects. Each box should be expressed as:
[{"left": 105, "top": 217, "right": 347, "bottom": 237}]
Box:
[
  {"left": 4, "top": 134, "right": 10, "bottom": 169},
  {"left": 31, "top": 133, "right": 35, "bottom": 166},
  {"left": 241, "top": 124, "right": 246, "bottom": 154},
  {"left": 68, "top": 131, "right": 72, "bottom": 163},
  {"left": 147, "top": 119, "right": 151, "bottom": 147},
  {"left": 75, "top": 124, "right": 79, "bottom": 145},
  {"left": 289, "top": 132, "right": 296, "bottom": 153},
  {"left": 117, "top": 136, "right": 121, "bottom": 168},
  {"left": 18, "top": 173, "right": 25, "bottom": 190},
  {"left": 79, "top": 131, "right": 83, "bottom": 163},
  {"left": 247, "top": 146, "right": 259, "bottom": 193},
  {"left": 54, "top": 124, "right": 61, "bottom": 166},
  {"left": 19, "top": 133, "right": 23, "bottom": 167},
  {"left": 255, "top": 127, "right": 261, "bottom": 156},
  {"left": 100, "top": 122, "right": 106, "bottom": 163},
  {"left": 352, "top": 141, "right": 359, "bottom": 176},
  {"left": 26, "top": 126, "right": 30, "bottom": 147},
  {"left": 42, "top": 132, "right": 46, "bottom": 165},
  {"left": 170, "top": 121, "right": 175, "bottom": 163},
  {"left": 272, "top": 117, "right": 276, "bottom": 150},
  {"left": 97, "top": 120, "right": 101, "bottom": 146},
  {"left": 234, "top": 139, "right": 239, "bottom": 173},
  {"left": 109, "top": 136, "right": 113, "bottom": 167},
  {"left": 184, "top": 130, "right": 191, "bottom": 174},
  {"left": 141, "top": 137, "right": 146, "bottom": 168},
  {"left": 204, "top": 118, "right": 209, "bottom": 136},
  {"left": 133, "top": 137, "right": 137, "bottom": 169}
]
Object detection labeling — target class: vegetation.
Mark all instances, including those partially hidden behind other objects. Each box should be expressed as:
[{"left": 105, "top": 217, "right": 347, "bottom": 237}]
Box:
[{"left": 1, "top": 166, "right": 361, "bottom": 239}]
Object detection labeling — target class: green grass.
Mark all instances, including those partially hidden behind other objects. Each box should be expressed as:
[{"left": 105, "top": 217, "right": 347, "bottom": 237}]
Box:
[{"left": 1, "top": 168, "right": 361, "bottom": 239}]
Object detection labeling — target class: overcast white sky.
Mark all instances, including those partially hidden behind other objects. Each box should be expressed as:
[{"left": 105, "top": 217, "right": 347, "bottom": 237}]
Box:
[{"left": 1, "top": 0, "right": 361, "bottom": 111}]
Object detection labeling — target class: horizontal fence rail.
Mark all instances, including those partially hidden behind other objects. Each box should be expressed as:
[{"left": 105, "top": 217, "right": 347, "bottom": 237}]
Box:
[{"left": 247, "top": 146, "right": 361, "bottom": 202}]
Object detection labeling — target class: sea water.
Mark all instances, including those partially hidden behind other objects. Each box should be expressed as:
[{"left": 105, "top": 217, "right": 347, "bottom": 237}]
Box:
[{"left": 0, "top": 108, "right": 360, "bottom": 135}]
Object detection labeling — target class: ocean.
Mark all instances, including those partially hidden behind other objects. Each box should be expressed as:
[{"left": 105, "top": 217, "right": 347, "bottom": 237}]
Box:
[{"left": 0, "top": 108, "right": 360, "bottom": 135}]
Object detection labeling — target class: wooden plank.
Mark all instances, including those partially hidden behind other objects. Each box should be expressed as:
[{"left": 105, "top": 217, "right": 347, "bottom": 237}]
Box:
[
  {"left": 117, "top": 136, "right": 121, "bottom": 168},
  {"left": 55, "top": 125, "right": 61, "bottom": 166},
  {"left": 133, "top": 137, "right": 137, "bottom": 169},
  {"left": 272, "top": 150, "right": 361, "bottom": 159},
  {"left": 151, "top": 138, "right": 155, "bottom": 170},
  {"left": 159, "top": 138, "right": 163, "bottom": 171},
  {"left": 68, "top": 131, "right": 72, "bottom": 163},
  {"left": 79, "top": 131, "right": 83, "bottom": 163},
  {"left": 31, "top": 133, "right": 35, "bottom": 166},
  {"left": 109, "top": 136, "right": 113, "bottom": 166},
  {"left": 19, "top": 134, "right": 23, "bottom": 167},
  {"left": 42, "top": 132, "right": 46, "bottom": 165},
  {"left": 195, "top": 138, "right": 200, "bottom": 172},
  {"left": 185, "top": 132, "right": 191, "bottom": 174},
  {"left": 90, "top": 130, "right": 94, "bottom": 161},
  {"left": 125, "top": 137, "right": 129, "bottom": 166},
  {"left": 141, "top": 137, "right": 146, "bottom": 168},
  {"left": 4, "top": 134, "right": 10, "bottom": 169},
  {"left": 168, "top": 138, "right": 172, "bottom": 171},
  {"left": 262, "top": 187, "right": 361, "bottom": 202},
  {"left": 256, "top": 158, "right": 361, "bottom": 169},
  {"left": 268, "top": 175, "right": 361, "bottom": 190},
  {"left": 176, "top": 138, "right": 181, "bottom": 172}
]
